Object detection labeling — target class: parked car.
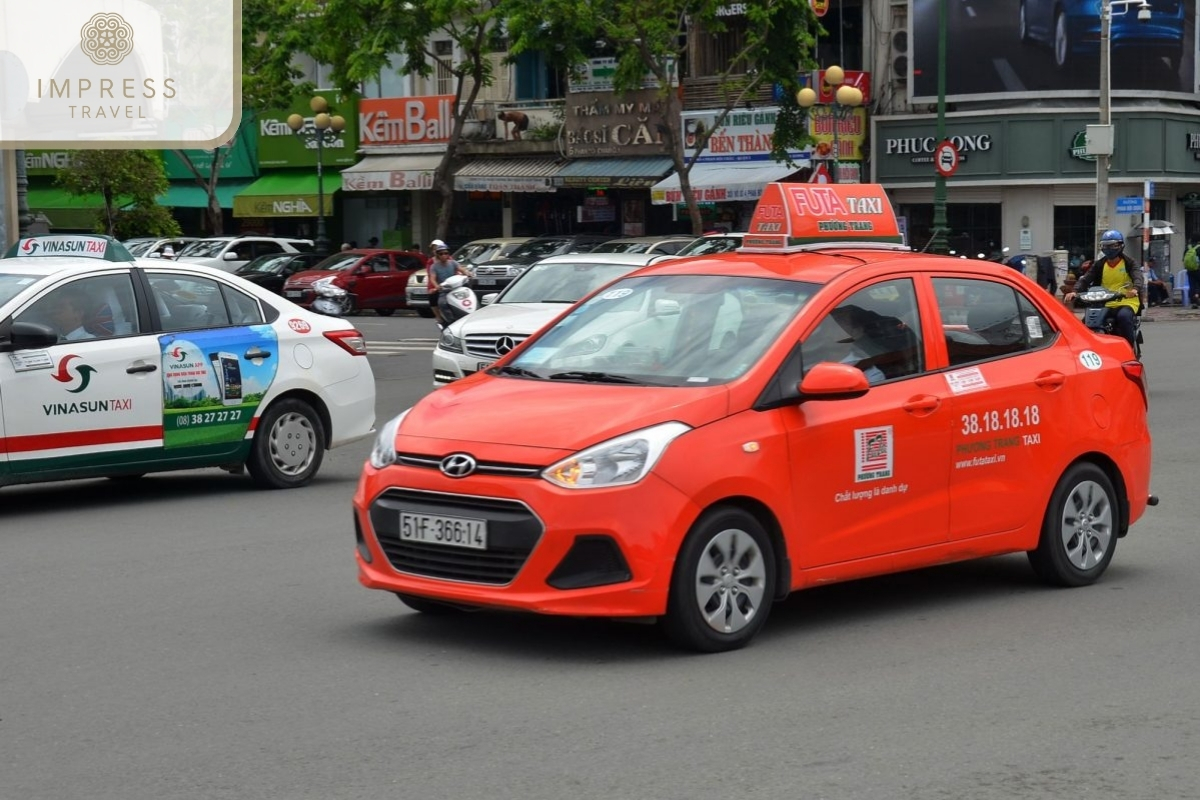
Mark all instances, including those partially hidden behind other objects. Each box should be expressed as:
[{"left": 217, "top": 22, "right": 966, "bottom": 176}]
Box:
[
  {"left": 666, "top": 232, "right": 746, "bottom": 258},
  {"left": 0, "top": 234, "right": 375, "bottom": 490},
  {"left": 234, "top": 252, "right": 330, "bottom": 294},
  {"left": 406, "top": 238, "right": 531, "bottom": 317},
  {"left": 470, "top": 234, "right": 616, "bottom": 297},
  {"left": 175, "top": 236, "right": 314, "bottom": 272},
  {"left": 123, "top": 237, "right": 202, "bottom": 259},
  {"left": 281, "top": 249, "right": 426, "bottom": 315},
  {"left": 353, "top": 182, "right": 1154, "bottom": 652},
  {"left": 590, "top": 236, "right": 698, "bottom": 256},
  {"left": 432, "top": 253, "right": 659, "bottom": 385},
  {"left": 1019, "top": 0, "right": 1186, "bottom": 70}
]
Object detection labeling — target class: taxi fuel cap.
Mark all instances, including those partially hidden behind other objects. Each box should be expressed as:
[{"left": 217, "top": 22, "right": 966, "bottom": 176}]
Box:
[
  {"left": 4, "top": 234, "right": 135, "bottom": 261},
  {"left": 739, "top": 183, "right": 909, "bottom": 254}
]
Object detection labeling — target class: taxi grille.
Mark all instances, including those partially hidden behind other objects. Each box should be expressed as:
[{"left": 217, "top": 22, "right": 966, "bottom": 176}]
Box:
[
  {"left": 464, "top": 333, "right": 531, "bottom": 359},
  {"left": 369, "top": 489, "right": 543, "bottom": 584}
]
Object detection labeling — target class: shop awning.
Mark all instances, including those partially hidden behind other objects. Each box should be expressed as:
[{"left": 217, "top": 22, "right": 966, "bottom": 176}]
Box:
[
  {"left": 25, "top": 187, "right": 109, "bottom": 230},
  {"left": 341, "top": 153, "right": 443, "bottom": 192},
  {"left": 159, "top": 180, "right": 256, "bottom": 209},
  {"left": 650, "top": 161, "right": 805, "bottom": 205},
  {"left": 454, "top": 157, "right": 563, "bottom": 193},
  {"left": 233, "top": 171, "right": 342, "bottom": 218},
  {"left": 552, "top": 157, "right": 675, "bottom": 189}
]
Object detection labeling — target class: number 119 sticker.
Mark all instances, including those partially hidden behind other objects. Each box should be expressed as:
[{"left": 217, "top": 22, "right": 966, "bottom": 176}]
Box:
[{"left": 1079, "top": 351, "right": 1103, "bottom": 370}]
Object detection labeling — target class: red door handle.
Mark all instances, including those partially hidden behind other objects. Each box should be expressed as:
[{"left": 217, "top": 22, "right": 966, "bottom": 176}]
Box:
[
  {"left": 1034, "top": 372, "right": 1066, "bottom": 390},
  {"left": 902, "top": 395, "right": 941, "bottom": 414}
]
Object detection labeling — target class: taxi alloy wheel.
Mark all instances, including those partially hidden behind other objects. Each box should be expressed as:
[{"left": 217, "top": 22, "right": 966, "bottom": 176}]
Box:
[
  {"left": 1029, "top": 463, "right": 1118, "bottom": 587},
  {"left": 247, "top": 399, "right": 326, "bottom": 489},
  {"left": 663, "top": 508, "right": 776, "bottom": 653}
]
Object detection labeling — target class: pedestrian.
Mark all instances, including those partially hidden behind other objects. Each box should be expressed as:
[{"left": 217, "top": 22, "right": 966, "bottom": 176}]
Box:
[
  {"left": 1184, "top": 239, "right": 1200, "bottom": 308},
  {"left": 426, "top": 241, "right": 466, "bottom": 327},
  {"left": 1145, "top": 258, "right": 1169, "bottom": 306},
  {"left": 340, "top": 242, "right": 352, "bottom": 252},
  {"left": 368, "top": 236, "right": 380, "bottom": 249},
  {"left": 1035, "top": 255, "right": 1057, "bottom": 295}
]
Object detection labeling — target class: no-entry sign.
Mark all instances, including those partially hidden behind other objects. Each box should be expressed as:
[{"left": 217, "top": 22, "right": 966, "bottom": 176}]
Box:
[{"left": 934, "top": 140, "right": 960, "bottom": 177}]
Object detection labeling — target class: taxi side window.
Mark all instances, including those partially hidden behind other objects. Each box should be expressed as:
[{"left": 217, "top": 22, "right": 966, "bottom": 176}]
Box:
[
  {"left": 148, "top": 275, "right": 232, "bottom": 332},
  {"left": 934, "top": 278, "right": 1053, "bottom": 367},
  {"left": 220, "top": 284, "right": 264, "bottom": 325},
  {"left": 801, "top": 279, "right": 924, "bottom": 384},
  {"left": 16, "top": 274, "right": 140, "bottom": 342}
]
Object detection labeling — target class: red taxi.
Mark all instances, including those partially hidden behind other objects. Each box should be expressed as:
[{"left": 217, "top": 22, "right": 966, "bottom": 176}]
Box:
[{"left": 352, "top": 183, "right": 1154, "bottom": 652}]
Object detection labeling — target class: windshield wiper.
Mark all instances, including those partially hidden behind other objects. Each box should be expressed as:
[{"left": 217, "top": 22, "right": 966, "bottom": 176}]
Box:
[
  {"left": 491, "top": 365, "right": 544, "bottom": 379},
  {"left": 540, "top": 299, "right": 577, "bottom": 304},
  {"left": 547, "top": 371, "right": 644, "bottom": 384}
]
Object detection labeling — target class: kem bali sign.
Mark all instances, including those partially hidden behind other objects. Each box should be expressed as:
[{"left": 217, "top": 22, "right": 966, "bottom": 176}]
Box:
[{"left": 0, "top": 0, "right": 240, "bottom": 147}]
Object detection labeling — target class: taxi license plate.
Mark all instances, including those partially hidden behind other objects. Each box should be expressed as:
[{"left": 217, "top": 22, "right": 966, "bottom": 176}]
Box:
[
  {"left": 285, "top": 290, "right": 303, "bottom": 298},
  {"left": 475, "top": 278, "right": 497, "bottom": 286},
  {"left": 399, "top": 512, "right": 487, "bottom": 550},
  {"left": 476, "top": 361, "right": 495, "bottom": 372}
]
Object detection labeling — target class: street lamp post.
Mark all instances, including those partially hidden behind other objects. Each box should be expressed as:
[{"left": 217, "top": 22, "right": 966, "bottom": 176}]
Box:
[
  {"left": 1094, "top": 1, "right": 1152, "bottom": 256},
  {"left": 796, "top": 65, "right": 863, "bottom": 184},
  {"left": 287, "top": 96, "right": 346, "bottom": 254}
]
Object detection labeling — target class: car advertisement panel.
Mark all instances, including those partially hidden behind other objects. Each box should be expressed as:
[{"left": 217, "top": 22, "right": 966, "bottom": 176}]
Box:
[
  {"left": 909, "top": 0, "right": 1199, "bottom": 103},
  {"left": 160, "top": 328, "right": 278, "bottom": 449}
]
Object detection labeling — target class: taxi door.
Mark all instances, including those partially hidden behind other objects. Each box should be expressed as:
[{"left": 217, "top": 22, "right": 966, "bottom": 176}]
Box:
[
  {"left": 1, "top": 273, "right": 163, "bottom": 478},
  {"left": 932, "top": 277, "right": 1077, "bottom": 539},
  {"left": 784, "top": 278, "right": 952, "bottom": 567}
]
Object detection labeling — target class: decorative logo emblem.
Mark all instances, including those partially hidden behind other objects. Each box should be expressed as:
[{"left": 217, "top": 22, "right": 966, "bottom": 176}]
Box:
[
  {"left": 51, "top": 354, "right": 98, "bottom": 394},
  {"left": 439, "top": 453, "right": 477, "bottom": 478},
  {"left": 495, "top": 336, "right": 517, "bottom": 356},
  {"left": 19, "top": 240, "right": 39, "bottom": 255},
  {"left": 80, "top": 13, "right": 134, "bottom": 66},
  {"left": 170, "top": 346, "right": 188, "bottom": 360}
]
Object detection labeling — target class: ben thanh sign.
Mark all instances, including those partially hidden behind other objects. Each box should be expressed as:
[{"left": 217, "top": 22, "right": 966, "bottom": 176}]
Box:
[{"left": 0, "top": 0, "right": 241, "bottom": 147}]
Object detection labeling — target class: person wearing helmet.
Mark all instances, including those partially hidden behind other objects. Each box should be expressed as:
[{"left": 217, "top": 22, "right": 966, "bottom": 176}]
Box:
[
  {"left": 1064, "top": 229, "right": 1145, "bottom": 351},
  {"left": 427, "top": 241, "right": 466, "bottom": 327}
]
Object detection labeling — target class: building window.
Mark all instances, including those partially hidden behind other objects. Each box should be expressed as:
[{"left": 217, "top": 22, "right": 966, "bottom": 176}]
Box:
[
  {"left": 1053, "top": 206, "right": 1095, "bottom": 268},
  {"left": 515, "top": 50, "right": 565, "bottom": 99},
  {"left": 696, "top": 18, "right": 749, "bottom": 77},
  {"left": 434, "top": 40, "right": 454, "bottom": 95}
]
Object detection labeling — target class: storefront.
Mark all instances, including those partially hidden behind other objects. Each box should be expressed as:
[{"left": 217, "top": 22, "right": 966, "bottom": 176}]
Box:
[
  {"left": 551, "top": 157, "right": 675, "bottom": 236},
  {"left": 341, "top": 96, "right": 455, "bottom": 249},
  {"left": 452, "top": 156, "right": 564, "bottom": 239},
  {"left": 238, "top": 94, "right": 359, "bottom": 244},
  {"left": 873, "top": 109, "right": 1200, "bottom": 266}
]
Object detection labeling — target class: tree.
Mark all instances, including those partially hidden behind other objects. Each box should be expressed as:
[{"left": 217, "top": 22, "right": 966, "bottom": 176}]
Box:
[
  {"left": 55, "top": 151, "right": 180, "bottom": 239},
  {"left": 171, "top": 148, "right": 230, "bottom": 235},
  {"left": 519, "top": 0, "right": 820, "bottom": 234}
]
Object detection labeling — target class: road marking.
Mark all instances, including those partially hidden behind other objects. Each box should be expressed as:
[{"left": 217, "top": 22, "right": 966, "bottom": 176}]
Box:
[
  {"left": 367, "top": 339, "right": 436, "bottom": 355},
  {"left": 993, "top": 59, "right": 1026, "bottom": 92}
]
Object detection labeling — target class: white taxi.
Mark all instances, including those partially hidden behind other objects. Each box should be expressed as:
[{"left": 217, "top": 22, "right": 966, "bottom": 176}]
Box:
[{"left": 0, "top": 235, "right": 376, "bottom": 490}]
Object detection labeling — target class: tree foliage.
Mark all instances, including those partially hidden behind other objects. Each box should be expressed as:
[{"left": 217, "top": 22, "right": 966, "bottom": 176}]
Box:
[
  {"left": 523, "top": 0, "right": 820, "bottom": 234},
  {"left": 55, "top": 151, "right": 180, "bottom": 239}
]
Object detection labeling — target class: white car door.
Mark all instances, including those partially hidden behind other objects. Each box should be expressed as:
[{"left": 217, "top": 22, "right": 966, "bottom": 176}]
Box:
[{"left": 1, "top": 272, "right": 164, "bottom": 479}]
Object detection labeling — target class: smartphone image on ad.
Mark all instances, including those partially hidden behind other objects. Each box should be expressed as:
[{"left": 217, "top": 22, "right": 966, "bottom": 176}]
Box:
[{"left": 209, "top": 352, "right": 243, "bottom": 406}]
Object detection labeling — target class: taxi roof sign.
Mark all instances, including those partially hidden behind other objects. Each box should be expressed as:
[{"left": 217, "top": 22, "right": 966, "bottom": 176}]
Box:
[
  {"left": 739, "top": 183, "right": 908, "bottom": 254},
  {"left": 3, "top": 235, "right": 135, "bottom": 262}
]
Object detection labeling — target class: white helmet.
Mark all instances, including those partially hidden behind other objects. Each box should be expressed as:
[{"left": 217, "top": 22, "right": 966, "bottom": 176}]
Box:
[{"left": 431, "top": 239, "right": 447, "bottom": 251}]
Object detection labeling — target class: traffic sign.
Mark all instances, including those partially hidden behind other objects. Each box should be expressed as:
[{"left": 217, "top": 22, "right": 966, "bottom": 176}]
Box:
[
  {"left": 1115, "top": 196, "right": 1144, "bottom": 215},
  {"left": 811, "top": 0, "right": 830, "bottom": 16},
  {"left": 809, "top": 163, "right": 832, "bottom": 184},
  {"left": 934, "top": 140, "right": 960, "bottom": 178}
]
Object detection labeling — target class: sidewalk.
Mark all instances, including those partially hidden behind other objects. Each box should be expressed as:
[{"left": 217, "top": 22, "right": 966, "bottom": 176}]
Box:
[{"left": 1138, "top": 302, "right": 1200, "bottom": 323}]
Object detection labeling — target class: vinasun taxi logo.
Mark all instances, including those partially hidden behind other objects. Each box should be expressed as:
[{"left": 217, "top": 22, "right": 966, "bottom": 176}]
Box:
[{"left": 44, "top": 355, "right": 136, "bottom": 416}]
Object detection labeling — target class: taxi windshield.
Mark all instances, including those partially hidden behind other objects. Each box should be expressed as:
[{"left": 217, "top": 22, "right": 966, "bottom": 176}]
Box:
[
  {"left": 506, "top": 274, "right": 816, "bottom": 386},
  {"left": 499, "top": 261, "right": 637, "bottom": 304},
  {"left": 0, "top": 273, "right": 42, "bottom": 307}
]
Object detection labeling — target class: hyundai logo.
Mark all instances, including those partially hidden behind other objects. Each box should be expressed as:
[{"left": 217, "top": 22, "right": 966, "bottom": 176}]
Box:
[
  {"left": 440, "top": 453, "right": 477, "bottom": 478},
  {"left": 496, "top": 336, "right": 517, "bottom": 355}
]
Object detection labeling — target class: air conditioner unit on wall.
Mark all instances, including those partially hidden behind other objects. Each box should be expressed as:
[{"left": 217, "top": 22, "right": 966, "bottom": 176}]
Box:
[{"left": 891, "top": 29, "right": 909, "bottom": 82}]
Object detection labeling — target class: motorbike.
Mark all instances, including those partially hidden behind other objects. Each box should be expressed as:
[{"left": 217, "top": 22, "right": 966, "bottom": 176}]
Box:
[
  {"left": 437, "top": 274, "right": 477, "bottom": 326},
  {"left": 1075, "top": 286, "right": 1143, "bottom": 358},
  {"left": 311, "top": 277, "right": 352, "bottom": 317}
]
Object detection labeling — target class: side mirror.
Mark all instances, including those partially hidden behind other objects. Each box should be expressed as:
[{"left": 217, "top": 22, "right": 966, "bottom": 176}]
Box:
[
  {"left": 481, "top": 293, "right": 498, "bottom": 305},
  {"left": 653, "top": 299, "right": 681, "bottom": 316},
  {"left": 798, "top": 361, "right": 870, "bottom": 400},
  {"left": 0, "top": 321, "right": 60, "bottom": 352},
  {"left": 222, "top": 251, "right": 240, "bottom": 261}
]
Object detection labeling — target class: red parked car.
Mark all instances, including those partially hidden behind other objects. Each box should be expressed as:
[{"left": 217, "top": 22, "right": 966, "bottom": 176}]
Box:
[{"left": 282, "top": 249, "right": 426, "bottom": 315}]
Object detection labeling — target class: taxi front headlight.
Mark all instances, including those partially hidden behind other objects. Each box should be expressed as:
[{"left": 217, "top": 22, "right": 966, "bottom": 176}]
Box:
[
  {"left": 368, "top": 410, "right": 409, "bottom": 469},
  {"left": 438, "top": 327, "right": 463, "bottom": 353},
  {"left": 543, "top": 422, "right": 691, "bottom": 489}
]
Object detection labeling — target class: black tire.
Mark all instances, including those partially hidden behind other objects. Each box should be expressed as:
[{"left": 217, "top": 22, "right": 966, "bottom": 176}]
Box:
[
  {"left": 1018, "top": 1, "right": 1031, "bottom": 43},
  {"left": 1053, "top": 11, "right": 1071, "bottom": 69},
  {"left": 662, "top": 507, "right": 776, "bottom": 653},
  {"left": 417, "top": 307, "right": 435, "bottom": 318},
  {"left": 1028, "top": 463, "right": 1118, "bottom": 587},
  {"left": 375, "top": 308, "right": 395, "bottom": 317},
  {"left": 396, "top": 593, "right": 471, "bottom": 615},
  {"left": 246, "top": 398, "right": 326, "bottom": 489}
]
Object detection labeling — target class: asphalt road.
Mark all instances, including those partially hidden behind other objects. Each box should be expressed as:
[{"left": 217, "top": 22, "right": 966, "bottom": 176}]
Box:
[{"left": 3, "top": 311, "right": 1199, "bottom": 800}]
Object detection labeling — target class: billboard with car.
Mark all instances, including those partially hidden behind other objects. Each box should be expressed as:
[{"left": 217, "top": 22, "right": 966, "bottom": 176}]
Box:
[{"left": 909, "top": 0, "right": 1198, "bottom": 103}]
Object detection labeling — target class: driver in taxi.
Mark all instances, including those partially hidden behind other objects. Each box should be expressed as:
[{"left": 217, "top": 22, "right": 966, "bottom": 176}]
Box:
[{"left": 47, "top": 290, "right": 95, "bottom": 341}]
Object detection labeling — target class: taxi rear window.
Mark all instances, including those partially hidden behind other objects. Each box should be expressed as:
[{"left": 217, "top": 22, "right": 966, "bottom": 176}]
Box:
[{"left": 0, "top": 273, "right": 40, "bottom": 307}]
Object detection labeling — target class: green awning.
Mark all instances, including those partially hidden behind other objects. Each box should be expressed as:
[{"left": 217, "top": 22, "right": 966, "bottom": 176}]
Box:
[
  {"left": 233, "top": 171, "right": 342, "bottom": 218},
  {"left": 159, "top": 180, "right": 256, "bottom": 209},
  {"left": 25, "top": 187, "right": 109, "bottom": 231}
]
